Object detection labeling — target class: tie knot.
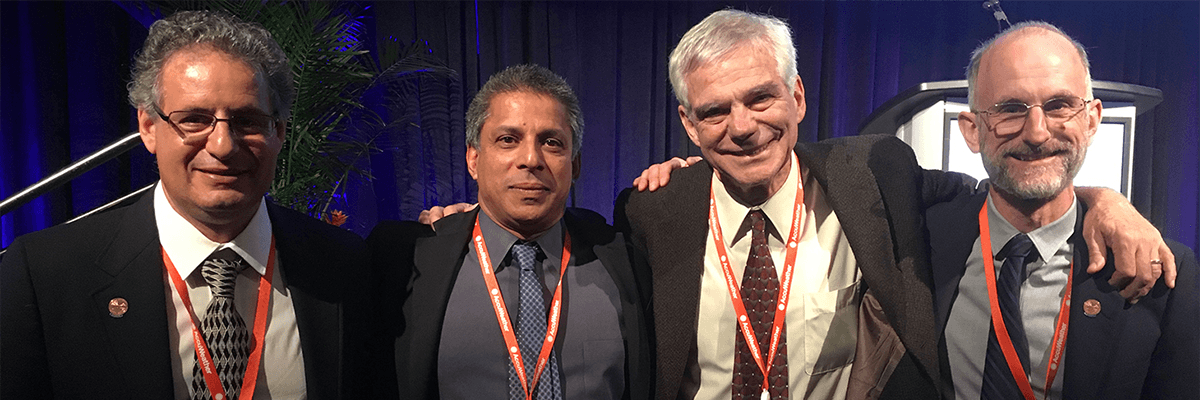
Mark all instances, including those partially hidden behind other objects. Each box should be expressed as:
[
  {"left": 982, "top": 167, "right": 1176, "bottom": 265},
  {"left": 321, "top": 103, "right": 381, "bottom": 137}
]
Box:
[
  {"left": 511, "top": 241, "right": 543, "bottom": 272},
  {"left": 201, "top": 247, "right": 247, "bottom": 298},
  {"left": 747, "top": 209, "right": 768, "bottom": 232},
  {"left": 998, "top": 233, "right": 1036, "bottom": 262}
]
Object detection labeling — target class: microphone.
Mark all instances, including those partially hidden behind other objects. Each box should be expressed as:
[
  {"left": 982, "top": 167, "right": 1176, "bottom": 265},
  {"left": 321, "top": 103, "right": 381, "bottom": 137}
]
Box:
[{"left": 982, "top": 0, "right": 1011, "bottom": 31}]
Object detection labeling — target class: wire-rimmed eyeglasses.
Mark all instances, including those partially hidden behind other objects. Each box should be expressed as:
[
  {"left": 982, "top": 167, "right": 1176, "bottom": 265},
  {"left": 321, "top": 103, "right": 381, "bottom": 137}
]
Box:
[
  {"left": 153, "top": 105, "right": 278, "bottom": 145},
  {"left": 974, "top": 96, "right": 1093, "bottom": 135}
]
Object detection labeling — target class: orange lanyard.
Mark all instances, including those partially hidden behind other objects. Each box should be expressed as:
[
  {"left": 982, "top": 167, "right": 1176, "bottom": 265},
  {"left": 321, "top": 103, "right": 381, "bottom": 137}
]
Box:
[
  {"left": 163, "top": 238, "right": 275, "bottom": 400},
  {"left": 707, "top": 157, "right": 804, "bottom": 397},
  {"left": 978, "top": 205, "right": 1072, "bottom": 400},
  {"left": 471, "top": 219, "right": 571, "bottom": 400}
]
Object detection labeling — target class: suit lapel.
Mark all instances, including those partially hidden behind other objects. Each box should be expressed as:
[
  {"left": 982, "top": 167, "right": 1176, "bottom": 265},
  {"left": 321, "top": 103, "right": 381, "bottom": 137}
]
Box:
[
  {"left": 90, "top": 192, "right": 175, "bottom": 398},
  {"left": 929, "top": 192, "right": 988, "bottom": 334},
  {"left": 404, "top": 209, "right": 477, "bottom": 398},
  {"left": 268, "top": 203, "right": 347, "bottom": 399},
  {"left": 1062, "top": 204, "right": 1121, "bottom": 399}
]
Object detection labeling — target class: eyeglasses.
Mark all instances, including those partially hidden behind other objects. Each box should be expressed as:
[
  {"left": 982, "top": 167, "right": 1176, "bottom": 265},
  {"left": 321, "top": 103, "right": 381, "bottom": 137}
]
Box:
[
  {"left": 974, "top": 96, "right": 1093, "bottom": 135},
  {"left": 153, "top": 105, "right": 278, "bottom": 145}
]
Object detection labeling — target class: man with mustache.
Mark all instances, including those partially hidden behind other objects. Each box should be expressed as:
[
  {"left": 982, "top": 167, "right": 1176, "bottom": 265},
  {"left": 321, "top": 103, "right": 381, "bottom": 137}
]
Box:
[
  {"left": 368, "top": 64, "right": 651, "bottom": 400},
  {"left": 615, "top": 9, "right": 1177, "bottom": 400},
  {"left": 930, "top": 22, "right": 1197, "bottom": 400},
  {"left": 1, "top": 10, "right": 378, "bottom": 399}
]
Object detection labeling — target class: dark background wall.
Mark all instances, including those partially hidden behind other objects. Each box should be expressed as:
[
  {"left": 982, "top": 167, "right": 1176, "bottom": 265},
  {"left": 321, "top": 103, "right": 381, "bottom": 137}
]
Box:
[{"left": 2, "top": 1, "right": 1197, "bottom": 253}]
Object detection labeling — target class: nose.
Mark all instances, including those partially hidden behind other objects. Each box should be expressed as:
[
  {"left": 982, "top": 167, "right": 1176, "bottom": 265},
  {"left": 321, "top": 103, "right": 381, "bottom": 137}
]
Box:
[
  {"left": 727, "top": 104, "right": 756, "bottom": 142},
  {"left": 204, "top": 119, "right": 241, "bottom": 160},
  {"left": 516, "top": 138, "right": 546, "bottom": 170},
  {"left": 1020, "top": 107, "right": 1052, "bottom": 146}
]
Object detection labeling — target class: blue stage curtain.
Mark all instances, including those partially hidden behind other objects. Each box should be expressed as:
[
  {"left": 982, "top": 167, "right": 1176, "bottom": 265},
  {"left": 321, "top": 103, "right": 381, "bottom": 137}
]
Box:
[{"left": 2, "top": 1, "right": 1197, "bottom": 253}]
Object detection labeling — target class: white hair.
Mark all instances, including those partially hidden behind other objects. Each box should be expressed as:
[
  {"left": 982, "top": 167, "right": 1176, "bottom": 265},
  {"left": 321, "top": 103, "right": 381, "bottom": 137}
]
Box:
[{"left": 668, "top": 9, "right": 798, "bottom": 113}]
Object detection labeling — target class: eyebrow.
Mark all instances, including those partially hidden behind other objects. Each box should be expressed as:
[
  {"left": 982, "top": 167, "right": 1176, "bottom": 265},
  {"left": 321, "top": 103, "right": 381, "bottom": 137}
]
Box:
[
  {"left": 692, "top": 81, "right": 783, "bottom": 117},
  {"left": 745, "top": 82, "right": 781, "bottom": 99},
  {"left": 995, "top": 91, "right": 1079, "bottom": 105}
]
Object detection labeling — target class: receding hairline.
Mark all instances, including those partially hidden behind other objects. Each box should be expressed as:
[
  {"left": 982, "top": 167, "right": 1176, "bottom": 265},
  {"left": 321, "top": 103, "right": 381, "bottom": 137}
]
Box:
[{"left": 155, "top": 44, "right": 272, "bottom": 108}]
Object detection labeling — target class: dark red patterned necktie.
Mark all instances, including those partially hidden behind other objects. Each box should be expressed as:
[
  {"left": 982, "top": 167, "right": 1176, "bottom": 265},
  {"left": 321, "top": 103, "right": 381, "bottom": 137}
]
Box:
[{"left": 732, "top": 210, "right": 789, "bottom": 400}]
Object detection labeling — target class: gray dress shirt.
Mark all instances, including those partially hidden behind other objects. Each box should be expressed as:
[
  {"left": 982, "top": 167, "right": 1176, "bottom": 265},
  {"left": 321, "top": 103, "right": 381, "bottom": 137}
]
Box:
[
  {"left": 945, "top": 196, "right": 1077, "bottom": 400},
  {"left": 437, "top": 212, "right": 625, "bottom": 399}
]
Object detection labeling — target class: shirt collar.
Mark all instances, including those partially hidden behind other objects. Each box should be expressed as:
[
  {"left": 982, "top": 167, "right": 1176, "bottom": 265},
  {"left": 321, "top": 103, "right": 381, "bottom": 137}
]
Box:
[
  {"left": 984, "top": 192, "right": 1078, "bottom": 263},
  {"left": 711, "top": 150, "right": 801, "bottom": 247},
  {"left": 476, "top": 209, "right": 564, "bottom": 274},
  {"left": 154, "top": 182, "right": 272, "bottom": 279}
]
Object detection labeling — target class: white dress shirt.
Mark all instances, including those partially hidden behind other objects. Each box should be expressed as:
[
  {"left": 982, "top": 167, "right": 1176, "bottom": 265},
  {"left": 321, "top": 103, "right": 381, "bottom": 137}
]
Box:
[
  {"left": 154, "top": 184, "right": 307, "bottom": 399},
  {"left": 686, "top": 152, "right": 861, "bottom": 399}
]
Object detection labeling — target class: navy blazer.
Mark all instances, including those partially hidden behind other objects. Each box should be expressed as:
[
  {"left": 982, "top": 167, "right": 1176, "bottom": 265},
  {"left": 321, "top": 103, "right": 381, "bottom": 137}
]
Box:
[
  {"left": 367, "top": 207, "right": 653, "bottom": 400},
  {"left": 615, "top": 135, "right": 975, "bottom": 399},
  {"left": 0, "top": 191, "right": 378, "bottom": 400},
  {"left": 929, "top": 191, "right": 1200, "bottom": 400}
]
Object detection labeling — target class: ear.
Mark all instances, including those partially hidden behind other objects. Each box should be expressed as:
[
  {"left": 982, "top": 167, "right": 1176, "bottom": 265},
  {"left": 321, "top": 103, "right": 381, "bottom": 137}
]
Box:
[
  {"left": 571, "top": 152, "right": 582, "bottom": 181},
  {"left": 679, "top": 105, "right": 701, "bottom": 148},
  {"left": 792, "top": 75, "right": 807, "bottom": 123},
  {"left": 466, "top": 145, "right": 480, "bottom": 180},
  {"left": 958, "top": 111, "right": 983, "bottom": 153},
  {"left": 1084, "top": 99, "right": 1103, "bottom": 146},
  {"left": 138, "top": 108, "right": 159, "bottom": 154}
]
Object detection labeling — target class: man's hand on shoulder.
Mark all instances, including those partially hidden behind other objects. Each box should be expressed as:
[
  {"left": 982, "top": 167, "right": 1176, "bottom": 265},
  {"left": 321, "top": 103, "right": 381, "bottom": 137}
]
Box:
[
  {"left": 1077, "top": 187, "right": 1176, "bottom": 303},
  {"left": 418, "top": 203, "right": 477, "bottom": 227},
  {"left": 631, "top": 156, "right": 702, "bottom": 192}
]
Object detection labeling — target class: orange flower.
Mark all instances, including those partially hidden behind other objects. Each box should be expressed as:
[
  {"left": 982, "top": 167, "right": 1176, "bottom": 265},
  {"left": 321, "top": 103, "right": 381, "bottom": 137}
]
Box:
[{"left": 325, "top": 210, "right": 348, "bottom": 227}]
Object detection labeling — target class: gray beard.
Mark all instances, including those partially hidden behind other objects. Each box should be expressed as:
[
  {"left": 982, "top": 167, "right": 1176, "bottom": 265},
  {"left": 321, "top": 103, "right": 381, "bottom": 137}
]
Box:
[{"left": 981, "top": 144, "right": 1085, "bottom": 200}]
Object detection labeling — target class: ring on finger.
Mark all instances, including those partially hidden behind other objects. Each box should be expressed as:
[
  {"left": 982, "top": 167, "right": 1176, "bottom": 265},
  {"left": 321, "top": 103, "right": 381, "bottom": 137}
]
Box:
[{"left": 1149, "top": 259, "right": 1164, "bottom": 265}]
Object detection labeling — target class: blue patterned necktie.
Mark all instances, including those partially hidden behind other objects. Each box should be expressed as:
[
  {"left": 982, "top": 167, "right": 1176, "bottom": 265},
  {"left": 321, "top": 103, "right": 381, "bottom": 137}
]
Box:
[
  {"left": 507, "top": 241, "right": 563, "bottom": 400},
  {"left": 192, "top": 247, "right": 251, "bottom": 400},
  {"left": 981, "top": 233, "right": 1036, "bottom": 400}
]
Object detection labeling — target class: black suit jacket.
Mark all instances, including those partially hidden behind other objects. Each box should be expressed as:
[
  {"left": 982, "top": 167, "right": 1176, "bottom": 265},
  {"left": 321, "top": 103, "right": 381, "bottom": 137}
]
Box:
[
  {"left": 367, "top": 207, "right": 653, "bottom": 400},
  {"left": 929, "top": 191, "right": 1200, "bottom": 400},
  {"left": 615, "top": 135, "right": 974, "bottom": 399},
  {"left": 0, "top": 191, "right": 376, "bottom": 399}
]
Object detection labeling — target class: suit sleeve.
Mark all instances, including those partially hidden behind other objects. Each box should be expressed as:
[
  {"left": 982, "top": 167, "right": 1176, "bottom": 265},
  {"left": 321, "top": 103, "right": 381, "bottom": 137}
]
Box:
[
  {"left": 365, "top": 220, "right": 432, "bottom": 400},
  {"left": 1141, "top": 243, "right": 1200, "bottom": 399},
  {"left": 919, "top": 168, "right": 979, "bottom": 210},
  {"left": 0, "top": 238, "right": 53, "bottom": 399},
  {"left": 613, "top": 188, "right": 653, "bottom": 309}
]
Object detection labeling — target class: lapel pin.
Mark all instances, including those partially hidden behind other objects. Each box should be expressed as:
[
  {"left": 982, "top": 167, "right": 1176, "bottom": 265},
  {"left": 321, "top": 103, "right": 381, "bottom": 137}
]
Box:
[
  {"left": 108, "top": 297, "right": 129, "bottom": 318},
  {"left": 1083, "top": 299, "right": 1101, "bottom": 317}
]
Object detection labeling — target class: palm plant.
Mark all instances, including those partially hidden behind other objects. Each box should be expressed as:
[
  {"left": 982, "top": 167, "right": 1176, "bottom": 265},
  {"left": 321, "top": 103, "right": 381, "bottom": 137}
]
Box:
[{"left": 133, "top": 0, "right": 457, "bottom": 222}]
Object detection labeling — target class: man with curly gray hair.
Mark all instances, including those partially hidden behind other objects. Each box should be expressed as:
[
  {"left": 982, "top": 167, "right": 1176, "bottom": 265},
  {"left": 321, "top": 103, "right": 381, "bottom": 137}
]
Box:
[{"left": 2, "top": 10, "right": 380, "bottom": 400}]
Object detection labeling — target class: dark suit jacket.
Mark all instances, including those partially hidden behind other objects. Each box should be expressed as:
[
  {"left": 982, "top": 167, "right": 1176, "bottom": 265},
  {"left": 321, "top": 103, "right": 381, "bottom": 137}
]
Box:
[
  {"left": 929, "top": 191, "right": 1200, "bottom": 400},
  {"left": 367, "top": 207, "right": 653, "bottom": 400},
  {"left": 615, "top": 135, "right": 973, "bottom": 400},
  {"left": 0, "top": 191, "right": 377, "bottom": 400}
]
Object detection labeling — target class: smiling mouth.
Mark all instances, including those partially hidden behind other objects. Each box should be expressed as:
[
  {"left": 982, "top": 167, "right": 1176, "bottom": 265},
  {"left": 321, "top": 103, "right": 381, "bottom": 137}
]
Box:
[
  {"left": 1008, "top": 150, "right": 1065, "bottom": 162},
  {"left": 510, "top": 184, "right": 550, "bottom": 192},
  {"left": 720, "top": 145, "right": 770, "bottom": 157}
]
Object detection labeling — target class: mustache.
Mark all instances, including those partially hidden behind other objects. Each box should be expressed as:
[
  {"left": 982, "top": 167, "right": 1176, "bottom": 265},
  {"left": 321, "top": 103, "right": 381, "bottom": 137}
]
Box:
[{"left": 1000, "top": 141, "right": 1073, "bottom": 158}]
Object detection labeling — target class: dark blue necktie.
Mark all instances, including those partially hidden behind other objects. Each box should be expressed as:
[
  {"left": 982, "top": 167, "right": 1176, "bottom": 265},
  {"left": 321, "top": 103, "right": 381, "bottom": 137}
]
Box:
[
  {"left": 981, "top": 233, "right": 1036, "bottom": 400},
  {"left": 507, "top": 241, "right": 563, "bottom": 400}
]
